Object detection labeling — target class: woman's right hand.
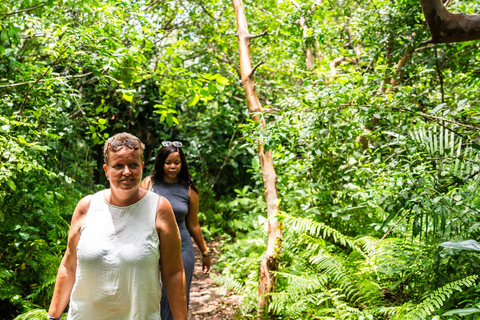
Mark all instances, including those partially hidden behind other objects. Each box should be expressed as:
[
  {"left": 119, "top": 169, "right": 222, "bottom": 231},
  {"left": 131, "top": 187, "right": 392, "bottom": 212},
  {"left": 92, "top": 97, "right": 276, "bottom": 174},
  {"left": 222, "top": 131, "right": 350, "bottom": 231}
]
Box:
[{"left": 202, "top": 255, "right": 212, "bottom": 274}]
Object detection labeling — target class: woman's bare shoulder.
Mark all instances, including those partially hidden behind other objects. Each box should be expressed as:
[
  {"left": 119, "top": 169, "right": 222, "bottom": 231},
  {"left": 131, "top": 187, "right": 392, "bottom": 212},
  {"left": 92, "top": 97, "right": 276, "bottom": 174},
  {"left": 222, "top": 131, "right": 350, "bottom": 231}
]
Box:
[{"left": 140, "top": 176, "right": 152, "bottom": 190}]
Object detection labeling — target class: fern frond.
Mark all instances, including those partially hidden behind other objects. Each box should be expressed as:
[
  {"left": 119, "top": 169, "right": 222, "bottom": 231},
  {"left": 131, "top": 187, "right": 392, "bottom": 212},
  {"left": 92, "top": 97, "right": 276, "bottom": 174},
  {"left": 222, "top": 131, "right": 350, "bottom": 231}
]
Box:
[
  {"left": 327, "top": 288, "right": 362, "bottom": 319},
  {"left": 402, "top": 274, "right": 479, "bottom": 319},
  {"left": 285, "top": 215, "right": 365, "bottom": 255},
  {"left": 277, "top": 271, "right": 329, "bottom": 296},
  {"left": 212, "top": 275, "right": 244, "bottom": 293},
  {"left": 288, "top": 292, "right": 332, "bottom": 318},
  {"left": 0, "top": 267, "right": 14, "bottom": 285},
  {"left": 309, "top": 251, "right": 383, "bottom": 306},
  {"left": 13, "top": 309, "right": 48, "bottom": 320}
]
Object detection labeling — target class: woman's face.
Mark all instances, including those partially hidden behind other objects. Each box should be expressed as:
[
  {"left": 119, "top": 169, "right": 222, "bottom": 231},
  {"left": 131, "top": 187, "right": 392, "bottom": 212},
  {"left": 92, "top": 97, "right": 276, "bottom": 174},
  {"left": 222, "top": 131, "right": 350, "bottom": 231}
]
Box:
[
  {"left": 163, "top": 152, "right": 182, "bottom": 182},
  {"left": 103, "top": 148, "right": 144, "bottom": 191}
]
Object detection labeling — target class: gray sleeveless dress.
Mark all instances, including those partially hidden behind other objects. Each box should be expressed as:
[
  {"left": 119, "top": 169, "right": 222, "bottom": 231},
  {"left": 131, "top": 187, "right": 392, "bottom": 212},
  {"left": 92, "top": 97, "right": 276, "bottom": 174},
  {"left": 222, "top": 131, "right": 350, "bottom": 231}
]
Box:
[{"left": 151, "top": 180, "right": 195, "bottom": 320}]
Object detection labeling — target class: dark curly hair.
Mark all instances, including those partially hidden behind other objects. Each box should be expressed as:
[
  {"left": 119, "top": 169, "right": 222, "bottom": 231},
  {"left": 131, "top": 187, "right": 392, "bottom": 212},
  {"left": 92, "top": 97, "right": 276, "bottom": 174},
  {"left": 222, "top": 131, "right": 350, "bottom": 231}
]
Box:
[{"left": 151, "top": 144, "right": 199, "bottom": 194}]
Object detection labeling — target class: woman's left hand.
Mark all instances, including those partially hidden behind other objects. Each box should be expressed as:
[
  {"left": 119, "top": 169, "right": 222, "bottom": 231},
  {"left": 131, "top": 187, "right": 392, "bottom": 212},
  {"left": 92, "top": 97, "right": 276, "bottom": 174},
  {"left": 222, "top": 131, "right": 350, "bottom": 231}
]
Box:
[{"left": 202, "top": 255, "right": 212, "bottom": 274}]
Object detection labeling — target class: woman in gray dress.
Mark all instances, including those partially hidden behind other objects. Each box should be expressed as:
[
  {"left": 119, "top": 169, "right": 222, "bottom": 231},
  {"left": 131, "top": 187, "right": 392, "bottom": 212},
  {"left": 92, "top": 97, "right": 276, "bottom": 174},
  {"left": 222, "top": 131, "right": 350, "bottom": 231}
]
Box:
[{"left": 141, "top": 141, "right": 211, "bottom": 320}]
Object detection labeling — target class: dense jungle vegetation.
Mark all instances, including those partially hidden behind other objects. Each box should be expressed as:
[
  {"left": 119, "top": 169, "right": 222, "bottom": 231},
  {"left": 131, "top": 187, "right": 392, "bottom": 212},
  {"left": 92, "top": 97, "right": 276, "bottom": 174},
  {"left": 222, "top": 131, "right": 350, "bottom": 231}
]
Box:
[{"left": 1, "top": 0, "right": 480, "bottom": 319}]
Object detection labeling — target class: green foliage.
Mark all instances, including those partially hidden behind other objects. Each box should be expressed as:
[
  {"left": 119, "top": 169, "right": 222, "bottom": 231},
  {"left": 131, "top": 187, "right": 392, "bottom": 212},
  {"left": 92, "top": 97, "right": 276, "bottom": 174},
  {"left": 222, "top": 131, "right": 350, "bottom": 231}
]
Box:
[
  {"left": 398, "top": 275, "right": 479, "bottom": 320},
  {"left": 212, "top": 0, "right": 480, "bottom": 318}
]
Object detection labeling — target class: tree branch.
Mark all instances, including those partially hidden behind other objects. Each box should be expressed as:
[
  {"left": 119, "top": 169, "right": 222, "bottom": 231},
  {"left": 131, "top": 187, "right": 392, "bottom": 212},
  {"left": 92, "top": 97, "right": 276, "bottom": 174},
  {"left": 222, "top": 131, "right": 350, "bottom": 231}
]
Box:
[
  {"left": 434, "top": 47, "right": 445, "bottom": 103},
  {"left": 248, "top": 30, "right": 269, "bottom": 39},
  {"left": 144, "top": 0, "right": 161, "bottom": 11},
  {"left": 380, "top": 209, "right": 411, "bottom": 241},
  {"left": 330, "top": 56, "right": 345, "bottom": 77},
  {"left": 210, "top": 126, "right": 240, "bottom": 190},
  {"left": 250, "top": 59, "right": 265, "bottom": 77},
  {"left": 0, "top": 72, "right": 92, "bottom": 88},
  {"left": 386, "top": 105, "right": 480, "bottom": 131},
  {"left": 420, "top": 0, "right": 480, "bottom": 44},
  {"left": 199, "top": 0, "right": 216, "bottom": 21},
  {"left": 386, "top": 43, "right": 415, "bottom": 93},
  {"left": 330, "top": 56, "right": 357, "bottom": 77},
  {"left": 19, "top": 48, "right": 68, "bottom": 116},
  {"left": 0, "top": 4, "right": 46, "bottom": 19}
]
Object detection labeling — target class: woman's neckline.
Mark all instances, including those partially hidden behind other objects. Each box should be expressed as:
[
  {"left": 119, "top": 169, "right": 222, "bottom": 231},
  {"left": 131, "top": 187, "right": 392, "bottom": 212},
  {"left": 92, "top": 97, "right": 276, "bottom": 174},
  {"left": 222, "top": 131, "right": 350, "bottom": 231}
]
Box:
[
  {"left": 161, "top": 178, "right": 181, "bottom": 185},
  {"left": 102, "top": 189, "right": 148, "bottom": 208}
]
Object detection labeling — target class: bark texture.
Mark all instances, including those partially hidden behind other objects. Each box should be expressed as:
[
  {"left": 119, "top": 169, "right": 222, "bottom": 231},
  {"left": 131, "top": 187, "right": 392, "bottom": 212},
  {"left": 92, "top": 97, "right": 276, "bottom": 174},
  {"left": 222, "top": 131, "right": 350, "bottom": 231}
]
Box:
[
  {"left": 231, "top": 0, "right": 283, "bottom": 316},
  {"left": 420, "top": 0, "right": 480, "bottom": 43}
]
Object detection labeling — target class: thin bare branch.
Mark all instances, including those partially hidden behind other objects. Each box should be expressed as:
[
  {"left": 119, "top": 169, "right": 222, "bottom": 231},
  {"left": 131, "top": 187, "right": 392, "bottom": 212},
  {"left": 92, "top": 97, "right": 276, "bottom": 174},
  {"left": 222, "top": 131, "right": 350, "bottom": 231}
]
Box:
[
  {"left": 208, "top": 42, "right": 241, "bottom": 78},
  {"left": 0, "top": 4, "right": 46, "bottom": 19},
  {"left": 210, "top": 126, "right": 240, "bottom": 189},
  {"left": 387, "top": 105, "right": 480, "bottom": 131},
  {"left": 199, "top": 0, "right": 216, "bottom": 20},
  {"left": 0, "top": 72, "right": 92, "bottom": 88},
  {"left": 248, "top": 30, "right": 269, "bottom": 39},
  {"left": 380, "top": 210, "right": 411, "bottom": 241},
  {"left": 144, "top": 0, "right": 161, "bottom": 11},
  {"left": 19, "top": 48, "right": 69, "bottom": 116},
  {"left": 250, "top": 59, "right": 265, "bottom": 76},
  {"left": 426, "top": 157, "right": 480, "bottom": 165}
]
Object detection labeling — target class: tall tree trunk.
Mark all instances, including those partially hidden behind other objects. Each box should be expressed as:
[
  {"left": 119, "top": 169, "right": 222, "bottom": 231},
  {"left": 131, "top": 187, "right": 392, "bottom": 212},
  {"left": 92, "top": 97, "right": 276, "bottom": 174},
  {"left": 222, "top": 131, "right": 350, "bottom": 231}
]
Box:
[
  {"left": 306, "top": 46, "right": 314, "bottom": 69},
  {"left": 420, "top": 0, "right": 480, "bottom": 43},
  {"left": 292, "top": 0, "right": 319, "bottom": 70},
  {"left": 231, "top": 0, "right": 283, "bottom": 316},
  {"left": 385, "top": 43, "right": 415, "bottom": 93},
  {"left": 315, "top": 40, "right": 323, "bottom": 64}
]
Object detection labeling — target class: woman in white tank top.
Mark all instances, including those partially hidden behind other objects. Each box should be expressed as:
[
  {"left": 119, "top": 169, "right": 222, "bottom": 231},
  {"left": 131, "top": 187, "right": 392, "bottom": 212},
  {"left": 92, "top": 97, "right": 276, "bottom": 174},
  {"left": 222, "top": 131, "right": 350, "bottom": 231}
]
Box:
[{"left": 47, "top": 133, "right": 187, "bottom": 320}]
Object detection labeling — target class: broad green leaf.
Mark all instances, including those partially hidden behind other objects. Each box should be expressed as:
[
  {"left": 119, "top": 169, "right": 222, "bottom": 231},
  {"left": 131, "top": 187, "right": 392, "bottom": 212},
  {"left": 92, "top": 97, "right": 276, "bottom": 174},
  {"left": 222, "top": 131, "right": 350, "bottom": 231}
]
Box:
[
  {"left": 443, "top": 308, "right": 480, "bottom": 316},
  {"left": 188, "top": 95, "right": 199, "bottom": 106},
  {"left": 439, "top": 240, "right": 480, "bottom": 251},
  {"left": 216, "top": 76, "right": 229, "bottom": 85},
  {"left": 166, "top": 114, "right": 173, "bottom": 127},
  {"left": 123, "top": 93, "right": 133, "bottom": 102},
  {"left": 381, "top": 209, "right": 399, "bottom": 228},
  {"left": 208, "top": 82, "right": 217, "bottom": 94},
  {"left": 6, "top": 179, "right": 16, "bottom": 191}
]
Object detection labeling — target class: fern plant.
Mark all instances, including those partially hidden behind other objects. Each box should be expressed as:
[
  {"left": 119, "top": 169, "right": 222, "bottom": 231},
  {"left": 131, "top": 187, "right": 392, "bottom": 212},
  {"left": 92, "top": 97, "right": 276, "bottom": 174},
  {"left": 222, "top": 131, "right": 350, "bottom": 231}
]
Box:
[
  {"left": 395, "top": 275, "right": 479, "bottom": 319},
  {"left": 257, "top": 214, "right": 387, "bottom": 319}
]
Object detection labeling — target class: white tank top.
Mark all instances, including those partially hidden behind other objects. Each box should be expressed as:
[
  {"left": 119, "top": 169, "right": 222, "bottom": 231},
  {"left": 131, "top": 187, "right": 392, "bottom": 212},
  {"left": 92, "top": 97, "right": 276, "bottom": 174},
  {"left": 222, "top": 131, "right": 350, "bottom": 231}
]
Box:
[{"left": 67, "top": 190, "right": 162, "bottom": 320}]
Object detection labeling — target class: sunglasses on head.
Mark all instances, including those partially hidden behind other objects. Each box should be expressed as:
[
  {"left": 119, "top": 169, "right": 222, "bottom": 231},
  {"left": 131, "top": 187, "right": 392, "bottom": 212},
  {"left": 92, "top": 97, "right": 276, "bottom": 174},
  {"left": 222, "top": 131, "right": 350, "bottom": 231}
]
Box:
[
  {"left": 108, "top": 139, "right": 141, "bottom": 152},
  {"left": 162, "top": 141, "right": 182, "bottom": 147}
]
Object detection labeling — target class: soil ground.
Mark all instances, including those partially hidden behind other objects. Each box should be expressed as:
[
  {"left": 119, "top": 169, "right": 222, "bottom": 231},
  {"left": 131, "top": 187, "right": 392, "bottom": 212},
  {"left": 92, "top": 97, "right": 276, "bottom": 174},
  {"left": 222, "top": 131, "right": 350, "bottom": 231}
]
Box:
[{"left": 188, "top": 240, "right": 242, "bottom": 320}]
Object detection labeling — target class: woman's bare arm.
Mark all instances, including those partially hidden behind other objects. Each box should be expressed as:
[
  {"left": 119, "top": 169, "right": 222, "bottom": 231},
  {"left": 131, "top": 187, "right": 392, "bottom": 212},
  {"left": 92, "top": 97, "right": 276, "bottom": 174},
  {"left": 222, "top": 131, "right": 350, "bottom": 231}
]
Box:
[
  {"left": 156, "top": 196, "right": 188, "bottom": 320},
  {"left": 185, "top": 189, "right": 211, "bottom": 273},
  {"left": 48, "top": 195, "right": 91, "bottom": 318},
  {"left": 140, "top": 176, "right": 152, "bottom": 190}
]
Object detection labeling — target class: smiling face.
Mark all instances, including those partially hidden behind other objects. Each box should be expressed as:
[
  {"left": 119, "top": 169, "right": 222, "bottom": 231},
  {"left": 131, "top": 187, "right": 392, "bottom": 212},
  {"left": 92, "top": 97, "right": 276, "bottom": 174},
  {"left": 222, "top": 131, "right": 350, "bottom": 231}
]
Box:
[
  {"left": 103, "top": 148, "right": 144, "bottom": 191},
  {"left": 163, "top": 152, "right": 182, "bottom": 183}
]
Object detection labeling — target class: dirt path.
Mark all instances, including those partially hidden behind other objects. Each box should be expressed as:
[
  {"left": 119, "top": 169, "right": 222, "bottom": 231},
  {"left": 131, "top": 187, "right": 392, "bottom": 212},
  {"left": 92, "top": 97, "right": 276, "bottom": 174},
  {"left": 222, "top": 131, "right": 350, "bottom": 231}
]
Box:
[{"left": 188, "top": 240, "right": 242, "bottom": 319}]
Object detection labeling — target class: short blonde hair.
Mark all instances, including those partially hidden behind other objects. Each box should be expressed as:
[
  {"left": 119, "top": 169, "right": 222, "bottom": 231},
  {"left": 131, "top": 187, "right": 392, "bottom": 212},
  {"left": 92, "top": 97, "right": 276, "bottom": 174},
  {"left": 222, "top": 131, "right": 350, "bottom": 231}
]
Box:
[{"left": 103, "top": 132, "right": 145, "bottom": 164}]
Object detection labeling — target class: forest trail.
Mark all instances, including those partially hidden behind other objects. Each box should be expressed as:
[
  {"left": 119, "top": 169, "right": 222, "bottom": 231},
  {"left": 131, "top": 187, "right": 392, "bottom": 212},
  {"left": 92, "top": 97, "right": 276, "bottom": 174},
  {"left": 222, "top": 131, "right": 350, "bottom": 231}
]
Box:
[{"left": 188, "top": 240, "right": 242, "bottom": 319}]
